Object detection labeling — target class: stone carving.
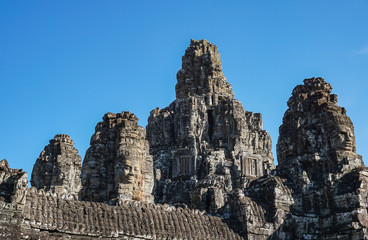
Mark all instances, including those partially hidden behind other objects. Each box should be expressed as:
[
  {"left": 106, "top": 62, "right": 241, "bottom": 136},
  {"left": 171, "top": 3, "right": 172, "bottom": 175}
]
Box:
[
  {"left": 31, "top": 134, "right": 82, "bottom": 197},
  {"left": 271, "top": 77, "right": 368, "bottom": 239},
  {"left": 221, "top": 77, "right": 368, "bottom": 240},
  {"left": 227, "top": 176, "right": 293, "bottom": 239},
  {"left": 277, "top": 77, "right": 364, "bottom": 181},
  {"left": 0, "top": 41, "right": 368, "bottom": 240},
  {"left": 0, "top": 159, "right": 27, "bottom": 239},
  {"left": 20, "top": 188, "right": 242, "bottom": 239},
  {"left": 0, "top": 159, "right": 27, "bottom": 204},
  {"left": 0, "top": 161, "right": 241, "bottom": 239},
  {"left": 80, "top": 111, "right": 154, "bottom": 203},
  {"left": 147, "top": 39, "right": 274, "bottom": 215}
]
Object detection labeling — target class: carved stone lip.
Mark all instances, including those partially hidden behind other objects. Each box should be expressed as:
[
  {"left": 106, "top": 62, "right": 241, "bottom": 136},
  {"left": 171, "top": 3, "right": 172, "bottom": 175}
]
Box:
[
  {"left": 126, "top": 174, "right": 134, "bottom": 182},
  {"left": 336, "top": 146, "right": 353, "bottom": 151}
]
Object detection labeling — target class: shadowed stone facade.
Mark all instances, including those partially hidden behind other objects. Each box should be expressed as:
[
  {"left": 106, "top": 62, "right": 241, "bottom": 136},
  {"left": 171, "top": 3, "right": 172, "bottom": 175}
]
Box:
[
  {"left": 31, "top": 134, "right": 82, "bottom": 197},
  {"left": 270, "top": 77, "right": 368, "bottom": 239},
  {"left": 0, "top": 159, "right": 27, "bottom": 204},
  {"left": 80, "top": 111, "right": 154, "bottom": 204},
  {"left": 277, "top": 77, "right": 364, "bottom": 177},
  {"left": 146, "top": 39, "right": 274, "bottom": 215},
  {"left": 227, "top": 78, "right": 368, "bottom": 240}
]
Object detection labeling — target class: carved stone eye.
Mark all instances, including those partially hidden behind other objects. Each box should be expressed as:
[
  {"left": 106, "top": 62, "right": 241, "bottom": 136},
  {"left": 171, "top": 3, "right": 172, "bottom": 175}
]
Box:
[
  {"left": 124, "top": 166, "right": 131, "bottom": 172},
  {"left": 338, "top": 133, "right": 346, "bottom": 142}
]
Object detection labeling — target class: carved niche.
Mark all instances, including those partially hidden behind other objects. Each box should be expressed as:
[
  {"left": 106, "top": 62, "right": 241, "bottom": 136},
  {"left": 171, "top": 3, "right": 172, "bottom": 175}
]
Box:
[
  {"left": 240, "top": 156, "right": 262, "bottom": 177},
  {"left": 178, "top": 156, "right": 193, "bottom": 176}
]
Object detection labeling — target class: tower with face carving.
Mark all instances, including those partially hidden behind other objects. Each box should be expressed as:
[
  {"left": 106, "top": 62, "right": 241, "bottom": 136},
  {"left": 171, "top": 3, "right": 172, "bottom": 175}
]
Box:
[
  {"left": 277, "top": 77, "right": 364, "bottom": 181},
  {"left": 273, "top": 77, "right": 367, "bottom": 239},
  {"left": 80, "top": 111, "right": 154, "bottom": 203}
]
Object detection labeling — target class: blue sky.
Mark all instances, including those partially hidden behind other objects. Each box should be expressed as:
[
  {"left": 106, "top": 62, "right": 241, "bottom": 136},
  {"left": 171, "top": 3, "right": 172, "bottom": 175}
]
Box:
[{"left": 1, "top": 1, "right": 368, "bottom": 178}]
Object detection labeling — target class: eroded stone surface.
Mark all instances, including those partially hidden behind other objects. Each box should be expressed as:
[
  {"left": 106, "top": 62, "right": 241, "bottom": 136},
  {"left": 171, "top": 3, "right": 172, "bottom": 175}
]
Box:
[
  {"left": 147, "top": 39, "right": 274, "bottom": 215},
  {"left": 0, "top": 160, "right": 27, "bottom": 239},
  {"left": 1, "top": 41, "right": 368, "bottom": 240},
  {"left": 80, "top": 111, "right": 154, "bottom": 203},
  {"left": 277, "top": 77, "right": 364, "bottom": 177},
  {"left": 31, "top": 134, "right": 82, "bottom": 197},
  {"left": 224, "top": 77, "right": 368, "bottom": 240},
  {"left": 0, "top": 159, "right": 27, "bottom": 204},
  {"left": 271, "top": 77, "right": 368, "bottom": 239},
  {"left": 0, "top": 161, "right": 242, "bottom": 239},
  {"left": 20, "top": 187, "right": 242, "bottom": 239},
  {"left": 229, "top": 175, "right": 294, "bottom": 239}
]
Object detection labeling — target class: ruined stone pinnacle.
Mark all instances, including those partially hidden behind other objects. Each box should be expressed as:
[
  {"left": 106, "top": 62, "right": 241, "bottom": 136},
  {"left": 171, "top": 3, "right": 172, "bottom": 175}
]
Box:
[
  {"left": 147, "top": 39, "right": 274, "bottom": 216},
  {"left": 277, "top": 77, "right": 363, "bottom": 176},
  {"left": 31, "top": 134, "right": 82, "bottom": 197},
  {"left": 175, "top": 39, "right": 234, "bottom": 101}
]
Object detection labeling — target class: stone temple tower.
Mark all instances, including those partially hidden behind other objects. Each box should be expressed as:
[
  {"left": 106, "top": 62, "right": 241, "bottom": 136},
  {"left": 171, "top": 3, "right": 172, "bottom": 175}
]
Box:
[
  {"left": 31, "top": 134, "right": 82, "bottom": 197},
  {"left": 146, "top": 39, "right": 274, "bottom": 214},
  {"left": 223, "top": 78, "right": 368, "bottom": 240},
  {"left": 80, "top": 111, "right": 154, "bottom": 204},
  {"left": 272, "top": 77, "right": 368, "bottom": 239}
]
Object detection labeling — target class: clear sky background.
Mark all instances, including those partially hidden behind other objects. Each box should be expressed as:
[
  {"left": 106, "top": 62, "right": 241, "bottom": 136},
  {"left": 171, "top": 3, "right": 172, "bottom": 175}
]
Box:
[{"left": 1, "top": 1, "right": 367, "bottom": 180}]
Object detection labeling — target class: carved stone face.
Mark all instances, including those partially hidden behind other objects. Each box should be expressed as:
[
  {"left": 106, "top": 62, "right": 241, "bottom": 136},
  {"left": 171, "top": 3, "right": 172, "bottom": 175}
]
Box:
[
  {"left": 330, "top": 123, "right": 355, "bottom": 152},
  {"left": 122, "top": 160, "right": 135, "bottom": 184}
]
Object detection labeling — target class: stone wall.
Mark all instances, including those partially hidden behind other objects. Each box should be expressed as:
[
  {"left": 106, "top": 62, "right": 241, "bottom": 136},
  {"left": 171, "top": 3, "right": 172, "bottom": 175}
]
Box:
[
  {"left": 0, "top": 184, "right": 242, "bottom": 239},
  {"left": 22, "top": 187, "right": 241, "bottom": 239}
]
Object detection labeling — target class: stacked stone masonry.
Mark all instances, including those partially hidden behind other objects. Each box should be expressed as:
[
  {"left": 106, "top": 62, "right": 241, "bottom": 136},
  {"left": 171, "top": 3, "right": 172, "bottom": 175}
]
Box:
[
  {"left": 0, "top": 40, "right": 367, "bottom": 240},
  {"left": 31, "top": 134, "right": 82, "bottom": 197},
  {"left": 80, "top": 111, "right": 154, "bottom": 204},
  {"left": 270, "top": 77, "right": 368, "bottom": 239},
  {"left": 0, "top": 184, "right": 241, "bottom": 239},
  {"left": 147, "top": 39, "right": 274, "bottom": 216}
]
